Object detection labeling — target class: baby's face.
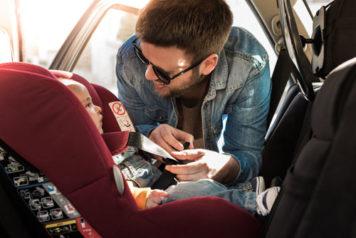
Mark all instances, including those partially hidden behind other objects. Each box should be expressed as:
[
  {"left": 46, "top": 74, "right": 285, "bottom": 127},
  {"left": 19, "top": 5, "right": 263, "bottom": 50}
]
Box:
[{"left": 66, "top": 82, "right": 103, "bottom": 134}]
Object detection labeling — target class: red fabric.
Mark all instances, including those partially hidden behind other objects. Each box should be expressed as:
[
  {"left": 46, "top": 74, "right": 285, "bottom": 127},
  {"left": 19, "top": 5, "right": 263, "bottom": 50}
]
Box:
[
  {"left": 0, "top": 62, "right": 54, "bottom": 78},
  {"left": 91, "top": 84, "right": 122, "bottom": 133},
  {"left": 102, "top": 132, "right": 129, "bottom": 155},
  {"left": 0, "top": 62, "right": 261, "bottom": 238}
]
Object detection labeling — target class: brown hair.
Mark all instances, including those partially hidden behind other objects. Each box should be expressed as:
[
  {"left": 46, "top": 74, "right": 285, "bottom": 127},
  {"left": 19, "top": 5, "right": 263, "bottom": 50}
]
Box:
[{"left": 136, "top": 0, "right": 233, "bottom": 61}]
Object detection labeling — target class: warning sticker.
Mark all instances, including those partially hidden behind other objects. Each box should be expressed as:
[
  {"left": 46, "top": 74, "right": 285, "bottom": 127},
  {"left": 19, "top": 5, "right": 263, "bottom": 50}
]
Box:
[{"left": 109, "top": 101, "right": 135, "bottom": 132}]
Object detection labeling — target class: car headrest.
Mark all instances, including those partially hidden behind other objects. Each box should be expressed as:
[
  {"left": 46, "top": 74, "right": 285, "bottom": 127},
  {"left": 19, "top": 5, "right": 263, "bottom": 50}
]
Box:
[{"left": 0, "top": 62, "right": 261, "bottom": 238}]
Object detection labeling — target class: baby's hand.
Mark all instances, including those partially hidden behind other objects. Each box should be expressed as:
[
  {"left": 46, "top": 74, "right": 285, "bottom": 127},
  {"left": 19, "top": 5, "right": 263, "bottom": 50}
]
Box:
[{"left": 146, "top": 189, "right": 169, "bottom": 208}]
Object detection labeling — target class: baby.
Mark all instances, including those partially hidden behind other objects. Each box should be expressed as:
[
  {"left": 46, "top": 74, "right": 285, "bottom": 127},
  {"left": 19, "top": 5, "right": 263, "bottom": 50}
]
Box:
[{"left": 60, "top": 79, "right": 168, "bottom": 209}]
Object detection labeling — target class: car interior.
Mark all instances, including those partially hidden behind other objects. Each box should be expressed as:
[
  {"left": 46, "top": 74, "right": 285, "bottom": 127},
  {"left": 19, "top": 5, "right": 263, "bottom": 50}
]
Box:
[
  {"left": 261, "top": 0, "right": 318, "bottom": 185},
  {"left": 0, "top": 0, "right": 354, "bottom": 237}
]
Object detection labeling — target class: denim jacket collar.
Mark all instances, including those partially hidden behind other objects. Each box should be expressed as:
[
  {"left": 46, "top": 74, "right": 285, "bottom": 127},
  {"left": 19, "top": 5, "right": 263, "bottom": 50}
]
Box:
[{"left": 204, "top": 50, "right": 228, "bottom": 101}]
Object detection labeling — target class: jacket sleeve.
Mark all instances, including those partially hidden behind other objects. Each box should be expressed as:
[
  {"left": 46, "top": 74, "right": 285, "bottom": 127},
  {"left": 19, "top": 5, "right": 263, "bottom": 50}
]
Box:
[
  {"left": 116, "top": 42, "right": 158, "bottom": 136},
  {"left": 223, "top": 62, "right": 271, "bottom": 183}
]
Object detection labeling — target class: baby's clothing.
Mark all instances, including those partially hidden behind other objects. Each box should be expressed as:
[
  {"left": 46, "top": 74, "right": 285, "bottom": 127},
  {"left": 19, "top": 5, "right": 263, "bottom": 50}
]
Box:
[
  {"left": 113, "top": 151, "right": 161, "bottom": 209},
  {"left": 163, "top": 179, "right": 258, "bottom": 213},
  {"left": 114, "top": 151, "right": 260, "bottom": 212}
]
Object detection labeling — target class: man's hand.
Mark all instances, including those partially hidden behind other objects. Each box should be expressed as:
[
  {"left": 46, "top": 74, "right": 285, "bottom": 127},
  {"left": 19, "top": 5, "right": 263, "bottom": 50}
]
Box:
[
  {"left": 149, "top": 124, "right": 194, "bottom": 153},
  {"left": 146, "top": 189, "right": 169, "bottom": 208},
  {"left": 166, "top": 149, "right": 240, "bottom": 184}
]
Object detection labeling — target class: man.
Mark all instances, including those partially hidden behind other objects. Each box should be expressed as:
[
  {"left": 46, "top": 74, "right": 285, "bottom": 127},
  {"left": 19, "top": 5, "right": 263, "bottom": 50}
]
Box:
[{"left": 116, "top": 0, "right": 271, "bottom": 185}]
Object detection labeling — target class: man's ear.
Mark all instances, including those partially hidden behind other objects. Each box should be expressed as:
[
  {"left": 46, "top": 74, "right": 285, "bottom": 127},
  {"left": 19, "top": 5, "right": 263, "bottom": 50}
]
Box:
[{"left": 200, "top": 54, "right": 219, "bottom": 76}]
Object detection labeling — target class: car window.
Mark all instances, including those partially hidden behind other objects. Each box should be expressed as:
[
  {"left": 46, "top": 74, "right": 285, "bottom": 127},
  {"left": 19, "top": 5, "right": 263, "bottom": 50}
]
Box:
[
  {"left": 294, "top": 0, "right": 333, "bottom": 36},
  {"left": 226, "top": 0, "right": 277, "bottom": 70},
  {"left": 306, "top": 0, "right": 333, "bottom": 14},
  {"left": 18, "top": 0, "right": 92, "bottom": 67},
  {"left": 73, "top": 8, "right": 138, "bottom": 93},
  {"left": 0, "top": 28, "right": 13, "bottom": 62}
]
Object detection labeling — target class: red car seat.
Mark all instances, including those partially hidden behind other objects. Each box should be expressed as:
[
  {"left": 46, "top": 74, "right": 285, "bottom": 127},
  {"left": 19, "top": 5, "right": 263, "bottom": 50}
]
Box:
[{"left": 0, "top": 62, "right": 261, "bottom": 238}]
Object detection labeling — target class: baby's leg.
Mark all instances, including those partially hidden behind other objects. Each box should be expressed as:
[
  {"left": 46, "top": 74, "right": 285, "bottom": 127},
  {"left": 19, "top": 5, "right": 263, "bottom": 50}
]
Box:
[
  {"left": 163, "top": 179, "right": 227, "bottom": 202},
  {"left": 162, "top": 178, "right": 262, "bottom": 214}
]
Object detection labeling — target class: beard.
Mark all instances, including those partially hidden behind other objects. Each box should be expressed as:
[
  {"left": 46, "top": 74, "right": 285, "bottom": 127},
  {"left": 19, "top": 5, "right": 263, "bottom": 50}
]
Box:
[{"left": 169, "top": 70, "right": 207, "bottom": 97}]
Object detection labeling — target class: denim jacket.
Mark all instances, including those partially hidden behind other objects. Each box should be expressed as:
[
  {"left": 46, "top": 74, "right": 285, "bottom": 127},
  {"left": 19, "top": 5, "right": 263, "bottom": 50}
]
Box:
[{"left": 116, "top": 27, "right": 271, "bottom": 183}]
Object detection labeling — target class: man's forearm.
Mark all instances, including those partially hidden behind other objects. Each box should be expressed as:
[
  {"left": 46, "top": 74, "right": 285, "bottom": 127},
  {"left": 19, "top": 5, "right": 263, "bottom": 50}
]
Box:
[{"left": 212, "top": 155, "right": 240, "bottom": 185}]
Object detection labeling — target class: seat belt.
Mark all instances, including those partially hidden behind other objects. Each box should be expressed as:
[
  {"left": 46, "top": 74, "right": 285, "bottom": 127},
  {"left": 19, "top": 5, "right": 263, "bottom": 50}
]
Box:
[{"left": 267, "top": 49, "right": 295, "bottom": 125}]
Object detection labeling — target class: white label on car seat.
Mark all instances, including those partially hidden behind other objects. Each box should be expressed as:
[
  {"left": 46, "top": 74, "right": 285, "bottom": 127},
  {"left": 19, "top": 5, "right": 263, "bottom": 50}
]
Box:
[
  {"left": 109, "top": 101, "right": 135, "bottom": 132},
  {"left": 113, "top": 165, "right": 125, "bottom": 195}
]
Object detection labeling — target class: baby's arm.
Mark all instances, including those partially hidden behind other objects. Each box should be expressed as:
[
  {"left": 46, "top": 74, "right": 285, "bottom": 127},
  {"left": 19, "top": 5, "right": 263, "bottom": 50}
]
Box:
[
  {"left": 146, "top": 189, "right": 169, "bottom": 208},
  {"left": 128, "top": 181, "right": 168, "bottom": 209}
]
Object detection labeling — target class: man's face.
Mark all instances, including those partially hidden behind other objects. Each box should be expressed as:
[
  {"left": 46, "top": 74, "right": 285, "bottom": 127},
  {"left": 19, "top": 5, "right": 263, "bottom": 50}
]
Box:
[{"left": 140, "top": 41, "right": 205, "bottom": 97}]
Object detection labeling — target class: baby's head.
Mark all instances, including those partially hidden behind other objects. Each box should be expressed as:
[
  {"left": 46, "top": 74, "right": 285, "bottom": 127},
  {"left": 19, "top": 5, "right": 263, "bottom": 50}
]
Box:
[{"left": 59, "top": 79, "right": 103, "bottom": 134}]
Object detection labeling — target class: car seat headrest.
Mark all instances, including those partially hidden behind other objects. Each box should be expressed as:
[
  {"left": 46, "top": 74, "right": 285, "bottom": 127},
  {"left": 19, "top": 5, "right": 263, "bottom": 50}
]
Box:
[{"left": 0, "top": 62, "right": 55, "bottom": 78}]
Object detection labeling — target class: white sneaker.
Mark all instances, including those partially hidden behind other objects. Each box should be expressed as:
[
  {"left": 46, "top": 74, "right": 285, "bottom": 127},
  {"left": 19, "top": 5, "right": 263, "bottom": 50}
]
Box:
[
  {"left": 256, "top": 186, "right": 280, "bottom": 216},
  {"left": 251, "top": 176, "right": 265, "bottom": 196}
]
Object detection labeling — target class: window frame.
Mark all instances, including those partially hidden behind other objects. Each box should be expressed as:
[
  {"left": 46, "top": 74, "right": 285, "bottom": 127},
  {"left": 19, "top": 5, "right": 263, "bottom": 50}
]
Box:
[{"left": 50, "top": 0, "right": 139, "bottom": 71}]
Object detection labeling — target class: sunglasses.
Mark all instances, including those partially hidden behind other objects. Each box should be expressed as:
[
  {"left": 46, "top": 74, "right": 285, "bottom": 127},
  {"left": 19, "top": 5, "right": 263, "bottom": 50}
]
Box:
[{"left": 133, "top": 42, "right": 203, "bottom": 85}]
